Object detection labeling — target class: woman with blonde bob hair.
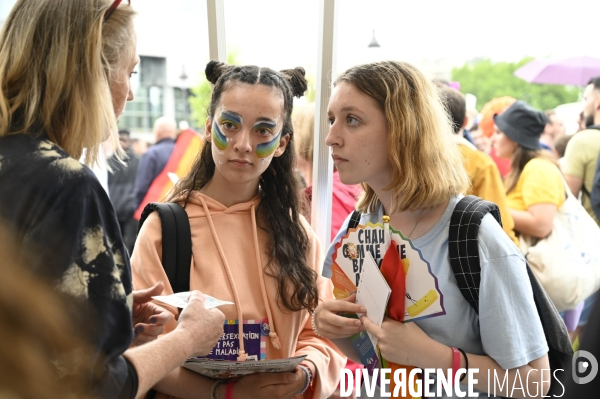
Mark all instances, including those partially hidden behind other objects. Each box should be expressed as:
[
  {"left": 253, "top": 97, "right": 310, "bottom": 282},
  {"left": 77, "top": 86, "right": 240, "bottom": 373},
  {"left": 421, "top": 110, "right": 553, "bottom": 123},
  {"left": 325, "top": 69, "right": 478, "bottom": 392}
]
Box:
[
  {"left": 0, "top": 1, "right": 225, "bottom": 398},
  {"left": 314, "top": 61, "right": 550, "bottom": 398}
]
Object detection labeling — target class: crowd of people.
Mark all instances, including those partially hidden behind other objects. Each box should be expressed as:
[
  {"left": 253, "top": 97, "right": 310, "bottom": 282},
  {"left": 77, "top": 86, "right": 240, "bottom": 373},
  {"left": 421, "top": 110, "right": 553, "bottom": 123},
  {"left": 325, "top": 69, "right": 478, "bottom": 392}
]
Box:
[{"left": 1, "top": 1, "right": 600, "bottom": 399}]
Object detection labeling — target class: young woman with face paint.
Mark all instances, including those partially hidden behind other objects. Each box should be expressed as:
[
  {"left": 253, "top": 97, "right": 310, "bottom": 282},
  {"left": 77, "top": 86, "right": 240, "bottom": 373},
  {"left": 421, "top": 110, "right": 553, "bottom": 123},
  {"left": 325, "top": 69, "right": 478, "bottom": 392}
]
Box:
[
  {"left": 131, "top": 61, "right": 345, "bottom": 399},
  {"left": 312, "top": 61, "right": 550, "bottom": 399}
]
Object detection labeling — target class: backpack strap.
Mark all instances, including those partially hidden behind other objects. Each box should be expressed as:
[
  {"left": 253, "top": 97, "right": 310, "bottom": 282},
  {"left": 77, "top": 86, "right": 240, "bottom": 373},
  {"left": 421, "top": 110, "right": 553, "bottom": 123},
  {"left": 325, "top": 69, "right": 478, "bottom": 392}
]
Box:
[
  {"left": 347, "top": 210, "right": 362, "bottom": 231},
  {"left": 138, "top": 202, "right": 192, "bottom": 293},
  {"left": 590, "top": 150, "right": 600, "bottom": 220},
  {"left": 448, "top": 195, "right": 502, "bottom": 314},
  {"left": 449, "top": 195, "right": 572, "bottom": 396}
]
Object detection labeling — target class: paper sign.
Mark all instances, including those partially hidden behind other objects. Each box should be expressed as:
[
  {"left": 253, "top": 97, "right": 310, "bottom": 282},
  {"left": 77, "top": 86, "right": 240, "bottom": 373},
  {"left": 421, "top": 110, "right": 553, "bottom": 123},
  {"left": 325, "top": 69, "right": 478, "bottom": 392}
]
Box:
[
  {"left": 332, "top": 222, "right": 445, "bottom": 322},
  {"left": 356, "top": 252, "right": 391, "bottom": 349},
  {"left": 152, "top": 291, "right": 233, "bottom": 309},
  {"left": 206, "top": 319, "right": 269, "bottom": 361}
]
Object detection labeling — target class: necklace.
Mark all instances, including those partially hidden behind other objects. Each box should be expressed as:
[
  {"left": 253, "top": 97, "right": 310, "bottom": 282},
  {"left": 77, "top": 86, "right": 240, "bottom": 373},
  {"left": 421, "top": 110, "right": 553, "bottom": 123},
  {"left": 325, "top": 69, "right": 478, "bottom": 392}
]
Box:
[{"left": 406, "top": 209, "right": 426, "bottom": 239}]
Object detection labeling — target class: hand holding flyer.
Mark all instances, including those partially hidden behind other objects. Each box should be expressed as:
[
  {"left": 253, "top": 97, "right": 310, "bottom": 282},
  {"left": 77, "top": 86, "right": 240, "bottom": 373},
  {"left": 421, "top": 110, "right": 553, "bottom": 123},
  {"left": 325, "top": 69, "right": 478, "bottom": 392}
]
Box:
[{"left": 331, "top": 218, "right": 445, "bottom": 397}]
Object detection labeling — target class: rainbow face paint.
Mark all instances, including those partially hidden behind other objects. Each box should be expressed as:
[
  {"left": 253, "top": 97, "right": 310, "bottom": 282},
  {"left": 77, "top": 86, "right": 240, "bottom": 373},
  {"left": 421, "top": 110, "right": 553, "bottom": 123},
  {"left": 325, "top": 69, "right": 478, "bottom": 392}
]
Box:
[
  {"left": 252, "top": 120, "right": 277, "bottom": 136},
  {"left": 212, "top": 111, "right": 241, "bottom": 151},
  {"left": 211, "top": 120, "right": 229, "bottom": 151},
  {"left": 219, "top": 111, "right": 243, "bottom": 127},
  {"left": 256, "top": 130, "right": 282, "bottom": 158}
]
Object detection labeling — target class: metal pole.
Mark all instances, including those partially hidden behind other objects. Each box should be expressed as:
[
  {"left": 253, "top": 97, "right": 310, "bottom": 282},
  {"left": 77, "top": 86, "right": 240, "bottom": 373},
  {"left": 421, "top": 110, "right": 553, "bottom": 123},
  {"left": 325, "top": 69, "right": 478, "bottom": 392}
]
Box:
[
  {"left": 206, "top": 0, "right": 227, "bottom": 63},
  {"left": 311, "top": 0, "right": 337, "bottom": 252}
]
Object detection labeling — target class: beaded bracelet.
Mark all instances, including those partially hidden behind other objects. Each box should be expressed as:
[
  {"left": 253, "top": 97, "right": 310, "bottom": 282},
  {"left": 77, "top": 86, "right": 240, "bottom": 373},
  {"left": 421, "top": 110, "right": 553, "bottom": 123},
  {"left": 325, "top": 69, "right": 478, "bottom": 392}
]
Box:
[
  {"left": 311, "top": 312, "right": 323, "bottom": 338},
  {"left": 297, "top": 365, "right": 313, "bottom": 395}
]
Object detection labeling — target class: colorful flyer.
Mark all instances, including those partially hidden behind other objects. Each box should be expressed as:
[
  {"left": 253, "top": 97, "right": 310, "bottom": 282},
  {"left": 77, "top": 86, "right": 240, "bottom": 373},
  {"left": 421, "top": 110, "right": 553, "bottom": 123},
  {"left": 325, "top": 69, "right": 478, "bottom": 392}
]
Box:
[
  {"left": 331, "top": 220, "right": 445, "bottom": 397},
  {"left": 332, "top": 222, "right": 445, "bottom": 322},
  {"left": 205, "top": 319, "right": 269, "bottom": 361}
]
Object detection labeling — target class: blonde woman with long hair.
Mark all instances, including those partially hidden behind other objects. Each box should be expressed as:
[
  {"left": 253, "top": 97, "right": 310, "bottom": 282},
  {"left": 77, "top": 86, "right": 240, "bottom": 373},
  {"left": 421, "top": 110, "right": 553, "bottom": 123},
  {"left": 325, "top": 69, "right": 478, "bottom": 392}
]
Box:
[
  {"left": 313, "top": 61, "right": 550, "bottom": 398},
  {"left": 0, "top": 1, "right": 224, "bottom": 398}
]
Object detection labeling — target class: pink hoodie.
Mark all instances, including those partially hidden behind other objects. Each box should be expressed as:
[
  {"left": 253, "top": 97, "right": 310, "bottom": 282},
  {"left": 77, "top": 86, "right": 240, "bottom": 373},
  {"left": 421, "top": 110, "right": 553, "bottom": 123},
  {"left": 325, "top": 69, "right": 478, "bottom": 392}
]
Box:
[{"left": 131, "top": 191, "right": 345, "bottom": 399}]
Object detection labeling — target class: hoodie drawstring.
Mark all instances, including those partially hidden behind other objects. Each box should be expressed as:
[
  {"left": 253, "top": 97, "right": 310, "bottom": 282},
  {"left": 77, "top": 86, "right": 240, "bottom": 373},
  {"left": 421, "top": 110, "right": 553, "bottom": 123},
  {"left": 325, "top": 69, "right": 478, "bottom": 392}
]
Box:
[
  {"left": 250, "top": 204, "right": 281, "bottom": 350},
  {"left": 198, "top": 196, "right": 280, "bottom": 360},
  {"left": 199, "top": 196, "right": 247, "bottom": 361}
]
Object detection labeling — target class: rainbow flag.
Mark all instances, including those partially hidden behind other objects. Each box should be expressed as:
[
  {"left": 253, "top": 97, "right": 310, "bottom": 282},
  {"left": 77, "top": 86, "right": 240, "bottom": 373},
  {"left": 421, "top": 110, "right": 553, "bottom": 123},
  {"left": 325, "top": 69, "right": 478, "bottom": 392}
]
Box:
[{"left": 134, "top": 128, "right": 204, "bottom": 220}]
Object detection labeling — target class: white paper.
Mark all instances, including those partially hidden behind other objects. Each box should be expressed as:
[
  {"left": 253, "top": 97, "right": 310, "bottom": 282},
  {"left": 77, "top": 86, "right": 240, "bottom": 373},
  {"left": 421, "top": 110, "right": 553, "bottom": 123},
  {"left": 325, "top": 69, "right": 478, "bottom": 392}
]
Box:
[
  {"left": 356, "top": 252, "right": 391, "bottom": 349},
  {"left": 152, "top": 292, "right": 233, "bottom": 309}
]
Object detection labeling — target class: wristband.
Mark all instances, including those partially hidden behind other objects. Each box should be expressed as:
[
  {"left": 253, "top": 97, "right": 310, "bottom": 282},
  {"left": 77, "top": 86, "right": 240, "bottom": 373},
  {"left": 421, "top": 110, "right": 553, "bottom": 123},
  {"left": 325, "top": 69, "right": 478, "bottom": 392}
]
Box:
[
  {"left": 311, "top": 312, "right": 323, "bottom": 338},
  {"left": 225, "top": 380, "right": 236, "bottom": 399},
  {"left": 297, "top": 365, "right": 312, "bottom": 395},
  {"left": 210, "top": 379, "right": 227, "bottom": 399},
  {"left": 457, "top": 348, "right": 468, "bottom": 382},
  {"left": 451, "top": 347, "right": 461, "bottom": 386}
]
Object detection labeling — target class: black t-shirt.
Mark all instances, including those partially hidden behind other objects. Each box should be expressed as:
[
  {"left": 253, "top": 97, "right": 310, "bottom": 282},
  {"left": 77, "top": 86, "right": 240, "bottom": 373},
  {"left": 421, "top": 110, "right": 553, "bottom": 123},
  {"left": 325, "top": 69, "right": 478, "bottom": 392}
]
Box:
[{"left": 0, "top": 133, "right": 134, "bottom": 398}]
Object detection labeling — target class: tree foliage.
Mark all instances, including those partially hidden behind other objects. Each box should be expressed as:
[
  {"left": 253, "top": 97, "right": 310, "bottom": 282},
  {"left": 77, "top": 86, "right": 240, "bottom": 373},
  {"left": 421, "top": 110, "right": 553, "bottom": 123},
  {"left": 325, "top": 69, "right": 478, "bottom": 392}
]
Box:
[{"left": 451, "top": 57, "right": 580, "bottom": 111}]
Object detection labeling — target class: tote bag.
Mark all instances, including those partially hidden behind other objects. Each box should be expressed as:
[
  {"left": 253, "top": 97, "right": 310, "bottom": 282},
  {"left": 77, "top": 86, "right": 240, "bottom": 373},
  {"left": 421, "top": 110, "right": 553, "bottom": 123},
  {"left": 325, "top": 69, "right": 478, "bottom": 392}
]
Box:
[{"left": 520, "top": 177, "right": 600, "bottom": 312}]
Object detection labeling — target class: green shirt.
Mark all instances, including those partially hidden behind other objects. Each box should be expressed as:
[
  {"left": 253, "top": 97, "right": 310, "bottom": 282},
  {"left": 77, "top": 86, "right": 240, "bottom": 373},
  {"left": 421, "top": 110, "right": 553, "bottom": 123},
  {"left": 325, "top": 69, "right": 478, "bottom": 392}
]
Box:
[{"left": 562, "top": 128, "right": 600, "bottom": 226}]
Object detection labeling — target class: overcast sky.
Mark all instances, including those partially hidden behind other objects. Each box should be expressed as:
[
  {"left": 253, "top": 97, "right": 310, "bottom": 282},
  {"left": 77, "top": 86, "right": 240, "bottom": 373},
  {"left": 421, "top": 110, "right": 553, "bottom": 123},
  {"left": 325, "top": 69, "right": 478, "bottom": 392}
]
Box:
[
  {"left": 220, "top": 0, "right": 600, "bottom": 73},
  {"left": 2, "top": 0, "right": 599, "bottom": 79}
]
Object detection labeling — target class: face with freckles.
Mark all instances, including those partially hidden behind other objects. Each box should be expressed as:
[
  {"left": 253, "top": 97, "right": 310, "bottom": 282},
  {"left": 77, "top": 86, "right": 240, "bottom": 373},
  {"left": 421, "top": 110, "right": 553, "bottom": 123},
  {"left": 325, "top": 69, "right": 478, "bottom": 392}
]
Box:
[{"left": 205, "top": 83, "right": 289, "bottom": 188}]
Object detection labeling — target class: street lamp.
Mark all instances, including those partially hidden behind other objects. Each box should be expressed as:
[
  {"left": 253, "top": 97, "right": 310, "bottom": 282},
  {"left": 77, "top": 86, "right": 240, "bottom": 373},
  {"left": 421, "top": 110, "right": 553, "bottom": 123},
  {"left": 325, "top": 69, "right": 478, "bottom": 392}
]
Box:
[
  {"left": 368, "top": 30, "right": 380, "bottom": 48},
  {"left": 179, "top": 65, "right": 189, "bottom": 124},
  {"left": 366, "top": 30, "right": 382, "bottom": 63}
]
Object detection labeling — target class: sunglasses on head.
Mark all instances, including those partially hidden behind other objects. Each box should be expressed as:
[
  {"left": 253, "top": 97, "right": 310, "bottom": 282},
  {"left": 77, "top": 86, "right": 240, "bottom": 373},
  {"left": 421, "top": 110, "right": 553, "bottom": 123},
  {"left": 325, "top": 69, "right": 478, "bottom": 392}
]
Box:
[{"left": 104, "top": 0, "right": 131, "bottom": 22}]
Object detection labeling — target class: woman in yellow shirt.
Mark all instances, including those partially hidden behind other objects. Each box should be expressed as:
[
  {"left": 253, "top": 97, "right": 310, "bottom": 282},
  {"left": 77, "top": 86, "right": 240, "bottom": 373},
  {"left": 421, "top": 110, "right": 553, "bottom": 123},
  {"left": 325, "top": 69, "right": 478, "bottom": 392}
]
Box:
[{"left": 492, "top": 101, "right": 564, "bottom": 239}]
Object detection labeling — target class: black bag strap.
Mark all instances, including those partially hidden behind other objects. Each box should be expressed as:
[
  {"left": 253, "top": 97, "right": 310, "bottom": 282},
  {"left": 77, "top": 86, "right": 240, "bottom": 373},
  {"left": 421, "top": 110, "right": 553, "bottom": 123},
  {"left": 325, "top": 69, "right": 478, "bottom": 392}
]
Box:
[
  {"left": 138, "top": 202, "right": 192, "bottom": 293},
  {"left": 590, "top": 149, "right": 600, "bottom": 220},
  {"left": 579, "top": 125, "right": 600, "bottom": 203},
  {"left": 581, "top": 184, "right": 591, "bottom": 198},
  {"left": 139, "top": 202, "right": 191, "bottom": 399},
  {"left": 448, "top": 195, "right": 501, "bottom": 314},
  {"left": 347, "top": 209, "right": 362, "bottom": 231}
]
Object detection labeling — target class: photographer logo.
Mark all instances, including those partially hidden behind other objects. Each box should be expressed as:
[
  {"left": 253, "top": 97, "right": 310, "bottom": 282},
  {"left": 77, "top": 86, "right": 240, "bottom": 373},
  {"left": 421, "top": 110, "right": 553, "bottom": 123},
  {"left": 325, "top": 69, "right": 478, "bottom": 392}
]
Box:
[{"left": 572, "top": 350, "right": 598, "bottom": 385}]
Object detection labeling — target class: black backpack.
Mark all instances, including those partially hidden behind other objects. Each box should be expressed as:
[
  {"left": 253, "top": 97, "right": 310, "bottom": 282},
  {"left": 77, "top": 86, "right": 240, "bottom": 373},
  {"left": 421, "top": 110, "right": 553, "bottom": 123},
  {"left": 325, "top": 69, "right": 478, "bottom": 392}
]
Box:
[
  {"left": 347, "top": 196, "right": 572, "bottom": 396},
  {"left": 137, "top": 202, "right": 192, "bottom": 293},
  {"left": 137, "top": 202, "right": 192, "bottom": 399}
]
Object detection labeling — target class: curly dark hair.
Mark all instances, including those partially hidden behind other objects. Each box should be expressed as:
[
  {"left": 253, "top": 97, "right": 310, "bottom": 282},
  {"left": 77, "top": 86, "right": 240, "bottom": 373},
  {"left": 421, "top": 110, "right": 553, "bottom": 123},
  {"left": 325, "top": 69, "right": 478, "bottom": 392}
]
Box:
[{"left": 167, "top": 61, "right": 318, "bottom": 312}]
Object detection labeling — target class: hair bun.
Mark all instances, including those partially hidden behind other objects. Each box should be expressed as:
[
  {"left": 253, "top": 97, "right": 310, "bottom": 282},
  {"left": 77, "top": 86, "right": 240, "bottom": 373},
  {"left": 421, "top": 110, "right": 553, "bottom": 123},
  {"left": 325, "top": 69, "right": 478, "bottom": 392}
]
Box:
[
  {"left": 205, "top": 60, "right": 229, "bottom": 84},
  {"left": 281, "top": 67, "right": 308, "bottom": 98}
]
